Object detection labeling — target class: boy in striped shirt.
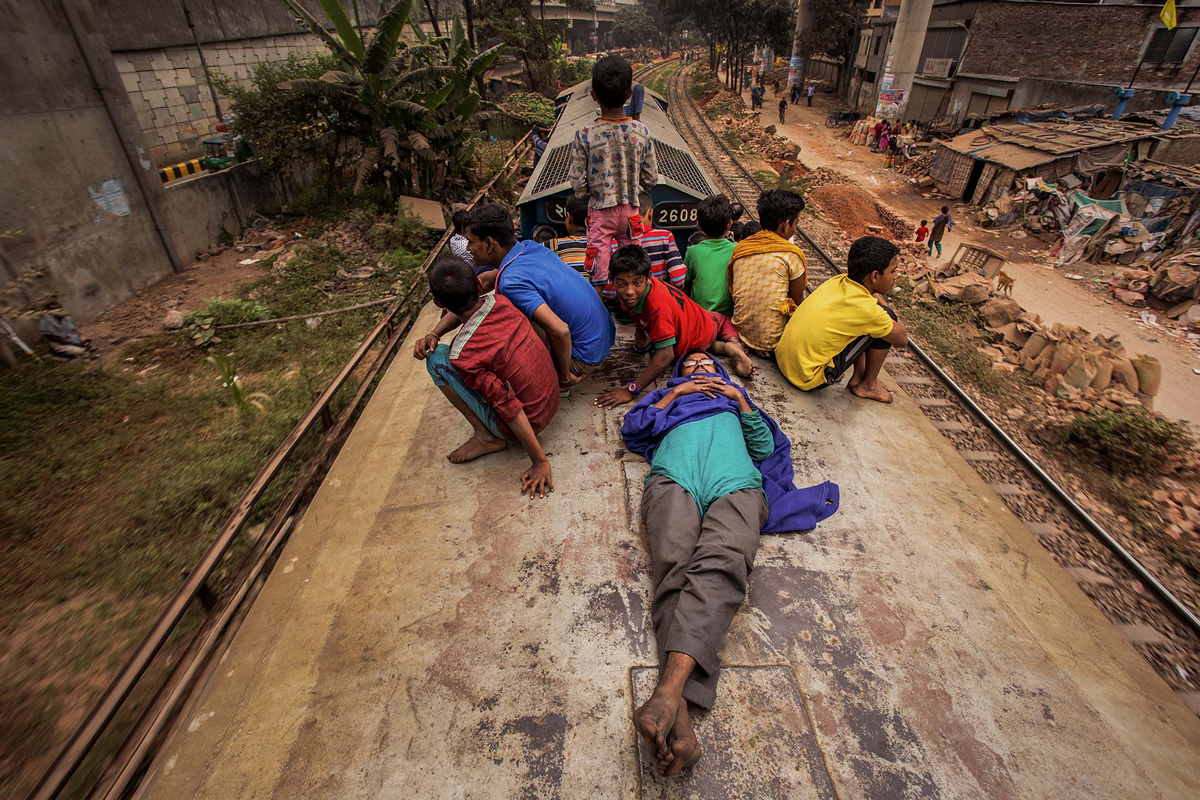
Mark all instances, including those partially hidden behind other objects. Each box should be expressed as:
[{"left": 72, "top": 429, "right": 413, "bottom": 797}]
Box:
[
  {"left": 604, "top": 190, "right": 686, "bottom": 299},
  {"left": 548, "top": 195, "right": 591, "bottom": 282}
]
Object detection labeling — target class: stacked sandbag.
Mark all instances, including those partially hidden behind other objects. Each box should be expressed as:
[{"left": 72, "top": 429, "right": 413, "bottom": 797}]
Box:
[{"left": 1014, "top": 323, "right": 1160, "bottom": 411}]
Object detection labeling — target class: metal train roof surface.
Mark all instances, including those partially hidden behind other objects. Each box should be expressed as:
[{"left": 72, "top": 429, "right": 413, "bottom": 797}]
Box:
[{"left": 519, "top": 79, "right": 716, "bottom": 205}]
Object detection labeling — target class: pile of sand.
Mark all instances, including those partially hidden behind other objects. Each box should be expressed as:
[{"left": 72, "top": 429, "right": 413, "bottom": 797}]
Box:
[{"left": 806, "top": 184, "right": 910, "bottom": 240}]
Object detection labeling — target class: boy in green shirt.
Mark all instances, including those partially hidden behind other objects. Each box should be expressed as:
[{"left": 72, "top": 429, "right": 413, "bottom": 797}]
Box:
[{"left": 684, "top": 194, "right": 735, "bottom": 315}]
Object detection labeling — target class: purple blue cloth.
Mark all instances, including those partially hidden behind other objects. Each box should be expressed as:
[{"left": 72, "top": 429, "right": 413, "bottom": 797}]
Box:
[{"left": 621, "top": 356, "right": 840, "bottom": 534}]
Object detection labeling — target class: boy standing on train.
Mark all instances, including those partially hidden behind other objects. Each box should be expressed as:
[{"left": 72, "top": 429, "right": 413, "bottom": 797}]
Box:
[
  {"left": 568, "top": 55, "right": 658, "bottom": 292},
  {"left": 414, "top": 255, "right": 558, "bottom": 497}
]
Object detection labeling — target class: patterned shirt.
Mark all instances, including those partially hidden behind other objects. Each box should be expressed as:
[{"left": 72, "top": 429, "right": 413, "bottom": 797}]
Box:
[
  {"left": 449, "top": 233, "right": 479, "bottom": 273},
  {"left": 548, "top": 234, "right": 589, "bottom": 278},
  {"left": 568, "top": 117, "right": 658, "bottom": 210},
  {"left": 729, "top": 245, "right": 807, "bottom": 352},
  {"left": 601, "top": 227, "right": 685, "bottom": 299},
  {"left": 448, "top": 294, "right": 560, "bottom": 432}
]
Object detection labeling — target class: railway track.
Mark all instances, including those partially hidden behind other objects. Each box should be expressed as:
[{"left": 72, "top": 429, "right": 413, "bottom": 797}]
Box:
[{"left": 663, "top": 61, "right": 1200, "bottom": 712}]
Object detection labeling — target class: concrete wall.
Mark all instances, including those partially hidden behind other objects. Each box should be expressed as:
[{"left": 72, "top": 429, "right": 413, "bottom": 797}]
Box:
[
  {"left": 959, "top": 1, "right": 1200, "bottom": 90},
  {"left": 113, "top": 33, "right": 327, "bottom": 164},
  {"left": 0, "top": 0, "right": 175, "bottom": 323},
  {"left": 161, "top": 161, "right": 310, "bottom": 263}
]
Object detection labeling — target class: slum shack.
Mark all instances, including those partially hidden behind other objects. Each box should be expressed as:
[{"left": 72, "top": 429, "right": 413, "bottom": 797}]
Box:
[
  {"left": 1065, "top": 160, "right": 1200, "bottom": 329},
  {"left": 927, "top": 119, "right": 1163, "bottom": 207}
]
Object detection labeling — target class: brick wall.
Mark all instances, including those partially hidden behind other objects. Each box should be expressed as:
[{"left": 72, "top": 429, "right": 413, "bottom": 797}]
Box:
[
  {"left": 960, "top": 1, "right": 1200, "bottom": 88},
  {"left": 113, "top": 33, "right": 326, "bottom": 166}
]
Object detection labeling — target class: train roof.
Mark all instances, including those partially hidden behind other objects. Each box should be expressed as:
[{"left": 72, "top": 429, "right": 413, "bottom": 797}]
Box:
[{"left": 519, "top": 79, "right": 717, "bottom": 205}]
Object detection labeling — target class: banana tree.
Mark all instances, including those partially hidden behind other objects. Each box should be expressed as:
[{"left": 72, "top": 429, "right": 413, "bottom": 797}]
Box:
[{"left": 278, "top": 0, "right": 501, "bottom": 197}]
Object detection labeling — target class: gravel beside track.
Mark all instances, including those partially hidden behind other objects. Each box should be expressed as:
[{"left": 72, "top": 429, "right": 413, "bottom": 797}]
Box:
[{"left": 662, "top": 61, "right": 1200, "bottom": 710}]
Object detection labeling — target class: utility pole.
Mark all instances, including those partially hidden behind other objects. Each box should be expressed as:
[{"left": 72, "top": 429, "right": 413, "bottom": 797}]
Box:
[
  {"left": 789, "top": 1, "right": 814, "bottom": 92},
  {"left": 874, "top": 0, "right": 934, "bottom": 122}
]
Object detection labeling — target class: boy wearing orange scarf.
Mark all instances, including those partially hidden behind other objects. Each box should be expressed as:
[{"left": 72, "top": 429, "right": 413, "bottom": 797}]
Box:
[{"left": 727, "top": 190, "right": 808, "bottom": 356}]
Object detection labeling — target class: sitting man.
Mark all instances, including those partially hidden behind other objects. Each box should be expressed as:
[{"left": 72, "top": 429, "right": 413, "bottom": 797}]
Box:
[
  {"left": 727, "top": 190, "right": 808, "bottom": 357},
  {"left": 39, "top": 299, "right": 91, "bottom": 358},
  {"left": 596, "top": 245, "right": 753, "bottom": 408},
  {"left": 427, "top": 203, "right": 615, "bottom": 391},
  {"left": 775, "top": 235, "right": 909, "bottom": 403},
  {"left": 621, "top": 353, "right": 839, "bottom": 776},
  {"left": 413, "top": 255, "right": 557, "bottom": 497},
  {"left": 547, "top": 194, "right": 592, "bottom": 283},
  {"left": 684, "top": 194, "right": 735, "bottom": 316}
]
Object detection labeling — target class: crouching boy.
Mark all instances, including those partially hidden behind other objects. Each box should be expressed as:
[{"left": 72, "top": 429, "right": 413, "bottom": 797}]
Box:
[
  {"left": 597, "top": 245, "right": 754, "bottom": 408},
  {"left": 413, "top": 255, "right": 559, "bottom": 496},
  {"left": 775, "top": 236, "right": 908, "bottom": 403}
]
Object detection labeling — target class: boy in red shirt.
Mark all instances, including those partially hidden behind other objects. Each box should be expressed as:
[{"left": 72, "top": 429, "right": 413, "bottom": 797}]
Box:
[
  {"left": 413, "top": 255, "right": 559, "bottom": 497},
  {"left": 596, "top": 245, "right": 755, "bottom": 408},
  {"left": 915, "top": 219, "right": 929, "bottom": 243}
]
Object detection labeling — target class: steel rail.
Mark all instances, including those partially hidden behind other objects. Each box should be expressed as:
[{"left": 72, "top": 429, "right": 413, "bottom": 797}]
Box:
[
  {"left": 30, "top": 133, "right": 533, "bottom": 800},
  {"left": 670, "top": 62, "right": 1200, "bottom": 639}
]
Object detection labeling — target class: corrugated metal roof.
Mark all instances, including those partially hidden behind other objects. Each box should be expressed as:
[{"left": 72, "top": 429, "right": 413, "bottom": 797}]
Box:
[{"left": 941, "top": 119, "right": 1163, "bottom": 171}]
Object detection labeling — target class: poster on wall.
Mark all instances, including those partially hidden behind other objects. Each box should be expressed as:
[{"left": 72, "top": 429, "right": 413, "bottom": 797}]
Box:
[{"left": 789, "top": 55, "right": 802, "bottom": 87}]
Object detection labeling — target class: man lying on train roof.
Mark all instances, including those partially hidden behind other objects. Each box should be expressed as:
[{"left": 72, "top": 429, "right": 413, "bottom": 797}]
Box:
[
  {"left": 621, "top": 352, "right": 838, "bottom": 776},
  {"left": 413, "top": 255, "right": 558, "bottom": 497},
  {"left": 428, "top": 203, "right": 615, "bottom": 392}
]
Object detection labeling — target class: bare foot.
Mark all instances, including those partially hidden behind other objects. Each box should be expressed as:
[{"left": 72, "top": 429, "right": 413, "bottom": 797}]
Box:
[
  {"left": 732, "top": 351, "right": 756, "bottom": 379},
  {"left": 660, "top": 702, "right": 702, "bottom": 777},
  {"left": 634, "top": 689, "right": 680, "bottom": 762},
  {"left": 849, "top": 381, "right": 895, "bottom": 404},
  {"left": 447, "top": 433, "right": 507, "bottom": 463}
]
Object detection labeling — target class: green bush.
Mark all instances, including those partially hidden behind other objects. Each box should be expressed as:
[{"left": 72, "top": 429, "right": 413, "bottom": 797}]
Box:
[
  {"left": 186, "top": 298, "right": 274, "bottom": 327},
  {"left": 500, "top": 92, "right": 557, "bottom": 128},
  {"left": 1062, "top": 409, "right": 1193, "bottom": 475}
]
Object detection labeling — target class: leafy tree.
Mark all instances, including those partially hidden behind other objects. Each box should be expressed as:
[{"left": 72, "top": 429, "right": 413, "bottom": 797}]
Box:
[
  {"left": 612, "top": 5, "right": 657, "bottom": 49},
  {"left": 476, "top": 0, "right": 594, "bottom": 93},
  {"left": 681, "top": 0, "right": 795, "bottom": 92},
  {"left": 210, "top": 53, "right": 349, "bottom": 191},
  {"left": 802, "top": 0, "right": 870, "bottom": 63},
  {"left": 279, "top": 0, "right": 501, "bottom": 197}
]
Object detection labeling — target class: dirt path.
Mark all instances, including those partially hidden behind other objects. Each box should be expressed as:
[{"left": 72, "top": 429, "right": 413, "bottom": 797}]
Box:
[{"left": 747, "top": 87, "right": 1200, "bottom": 424}]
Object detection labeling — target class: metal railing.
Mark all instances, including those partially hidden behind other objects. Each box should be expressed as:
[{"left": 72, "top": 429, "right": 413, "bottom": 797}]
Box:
[{"left": 29, "top": 134, "right": 532, "bottom": 800}]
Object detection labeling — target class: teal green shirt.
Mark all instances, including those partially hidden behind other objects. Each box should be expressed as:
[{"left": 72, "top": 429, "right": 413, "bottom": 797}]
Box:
[
  {"left": 684, "top": 237, "right": 735, "bottom": 315},
  {"left": 649, "top": 410, "right": 773, "bottom": 515}
]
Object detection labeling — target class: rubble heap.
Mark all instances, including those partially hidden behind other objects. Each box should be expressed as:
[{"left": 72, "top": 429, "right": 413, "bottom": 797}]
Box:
[
  {"left": 806, "top": 183, "right": 911, "bottom": 241},
  {"left": 804, "top": 167, "right": 852, "bottom": 190}
]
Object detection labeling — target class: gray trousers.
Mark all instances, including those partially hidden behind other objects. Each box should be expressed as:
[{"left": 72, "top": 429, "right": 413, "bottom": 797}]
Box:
[{"left": 641, "top": 475, "right": 767, "bottom": 709}]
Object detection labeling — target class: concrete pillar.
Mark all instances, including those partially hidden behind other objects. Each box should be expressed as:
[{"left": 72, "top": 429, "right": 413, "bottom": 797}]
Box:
[
  {"left": 789, "top": 1, "right": 815, "bottom": 89},
  {"left": 874, "top": 0, "right": 935, "bottom": 122}
]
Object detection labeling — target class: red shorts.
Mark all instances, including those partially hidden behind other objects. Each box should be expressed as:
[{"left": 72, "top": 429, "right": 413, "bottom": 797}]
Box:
[{"left": 708, "top": 311, "right": 739, "bottom": 344}]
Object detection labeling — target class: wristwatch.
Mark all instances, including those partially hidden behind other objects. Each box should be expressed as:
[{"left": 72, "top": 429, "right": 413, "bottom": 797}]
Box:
[{"left": 626, "top": 381, "right": 640, "bottom": 395}]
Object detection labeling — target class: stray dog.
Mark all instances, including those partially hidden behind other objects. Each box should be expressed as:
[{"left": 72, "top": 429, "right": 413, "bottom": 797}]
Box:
[{"left": 995, "top": 270, "right": 1015, "bottom": 297}]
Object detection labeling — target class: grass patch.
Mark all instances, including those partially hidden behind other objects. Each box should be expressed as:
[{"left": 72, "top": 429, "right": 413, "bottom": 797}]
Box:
[
  {"left": 0, "top": 216, "right": 429, "bottom": 796},
  {"left": 646, "top": 63, "right": 678, "bottom": 97},
  {"left": 1061, "top": 409, "right": 1192, "bottom": 476},
  {"left": 753, "top": 167, "right": 809, "bottom": 196},
  {"left": 721, "top": 130, "right": 742, "bottom": 151},
  {"left": 888, "top": 282, "right": 1015, "bottom": 398}
]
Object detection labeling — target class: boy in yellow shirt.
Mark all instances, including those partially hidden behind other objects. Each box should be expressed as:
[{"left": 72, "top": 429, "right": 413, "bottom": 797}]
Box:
[{"left": 776, "top": 236, "right": 909, "bottom": 403}]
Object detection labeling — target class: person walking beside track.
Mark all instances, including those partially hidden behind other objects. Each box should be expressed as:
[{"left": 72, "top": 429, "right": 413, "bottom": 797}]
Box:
[{"left": 928, "top": 205, "right": 955, "bottom": 258}]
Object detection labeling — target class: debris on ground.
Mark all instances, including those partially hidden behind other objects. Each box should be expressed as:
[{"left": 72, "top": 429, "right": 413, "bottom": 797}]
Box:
[{"left": 806, "top": 183, "right": 911, "bottom": 241}]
